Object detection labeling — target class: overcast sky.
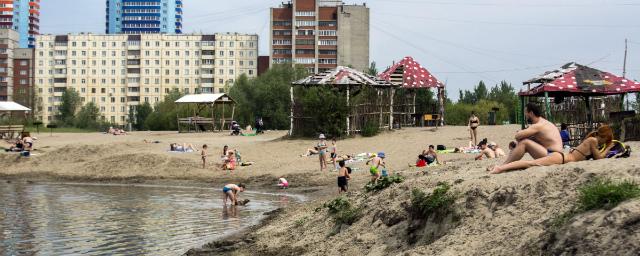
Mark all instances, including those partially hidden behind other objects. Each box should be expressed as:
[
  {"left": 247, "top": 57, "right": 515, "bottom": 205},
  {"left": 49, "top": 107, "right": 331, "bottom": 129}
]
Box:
[{"left": 40, "top": 0, "right": 640, "bottom": 100}]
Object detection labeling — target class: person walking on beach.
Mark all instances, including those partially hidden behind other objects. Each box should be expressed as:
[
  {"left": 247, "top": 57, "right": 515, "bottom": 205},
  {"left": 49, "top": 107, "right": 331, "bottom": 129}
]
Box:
[
  {"left": 222, "top": 183, "right": 246, "bottom": 206},
  {"left": 330, "top": 137, "right": 338, "bottom": 170},
  {"left": 367, "top": 152, "right": 386, "bottom": 183},
  {"left": 500, "top": 103, "right": 563, "bottom": 165},
  {"left": 201, "top": 144, "right": 208, "bottom": 168},
  {"left": 468, "top": 111, "right": 480, "bottom": 146},
  {"left": 317, "top": 134, "right": 328, "bottom": 172},
  {"left": 337, "top": 160, "right": 351, "bottom": 194}
]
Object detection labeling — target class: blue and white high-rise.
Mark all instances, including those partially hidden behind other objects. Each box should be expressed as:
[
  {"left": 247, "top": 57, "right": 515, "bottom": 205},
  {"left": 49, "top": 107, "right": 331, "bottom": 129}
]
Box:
[{"left": 106, "top": 0, "right": 182, "bottom": 34}]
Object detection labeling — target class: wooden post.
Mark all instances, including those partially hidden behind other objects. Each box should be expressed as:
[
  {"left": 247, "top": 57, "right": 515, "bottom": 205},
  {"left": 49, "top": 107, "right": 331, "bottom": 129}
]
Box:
[
  {"left": 544, "top": 91, "right": 552, "bottom": 122},
  {"left": 520, "top": 96, "right": 526, "bottom": 130},
  {"left": 412, "top": 91, "right": 416, "bottom": 126},
  {"left": 346, "top": 86, "right": 350, "bottom": 135},
  {"left": 378, "top": 89, "right": 383, "bottom": 129},
  {"left": 231, "top": 104, "right": 236, "bottom": 126},
  {"left": 177, "top": 113, "right": 180, "bottom": 133},
  {"left": 221, "top": 102, "right": 226, "bottom": 131},
  {"left": 438, "top": 87, "right": 445, "bottom": 127},
  {"left": 289, "top": 85, "right": 294, "bottom": 136},
  {"left": 584, "top": 96, "right": 592, "bottom": 128},
  {"left": 389, "top": 88, "right": 395, "bottom": 130},
  {"left": 211, "top": 103, "right": 214, "bottom": 132}
]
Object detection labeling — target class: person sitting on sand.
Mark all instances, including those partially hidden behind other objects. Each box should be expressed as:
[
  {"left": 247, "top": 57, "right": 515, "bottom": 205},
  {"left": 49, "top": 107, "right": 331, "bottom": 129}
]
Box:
[
  {"left": 421, "top": 145, "right": 442, "bottom": 165},
  {"left": 366, "top": 152, "right": 386, "bottom": 183},
  {"left": 222, "top": 183, "right": 246, "bottom": 206},
  {"left": 21, "top": 132, "right": 34, "bottom": 151},
  {"left": 278, "top": 177, "right": 289, "bottom": 189},
  {"left": 222, "top": 151, "right": 237, "bottom": 172},
  {"left": 489, "top": 125, "right": 614, "bottom": 174},
  {"left": 502, "top": 103, "right": 563, "bottom": 165},
  {"left": 5, "top": 139, "right": 24, "bottom": 152},
  {"left": 475, "top": 140, "right": 495, "bottom": 160},
  {"left": 488, "top": 142, "right": 506, "bottom": 158},
  {"left": 337, "top": 160, "right": 351, "bottom": 194},
  {"left": 170, "top": 143, "right": 198, "bottom": 152}
]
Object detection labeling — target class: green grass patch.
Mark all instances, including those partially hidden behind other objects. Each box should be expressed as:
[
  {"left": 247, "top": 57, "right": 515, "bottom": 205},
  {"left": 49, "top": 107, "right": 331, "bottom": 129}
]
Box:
[
  {"left": 361, "top": 120, "right": 379, "bottom": 137},
  {"left": 410, "top": 182, "right": 457, "bottom": 219},
  {"left": 578, "top": 178, "right": 640, "bottom": 211},
  {"left": 365, "top": 174, "right": 405, "bottom": 192},
  {"left": 323, "top": 197, "right": 363, "bottom": 226}
]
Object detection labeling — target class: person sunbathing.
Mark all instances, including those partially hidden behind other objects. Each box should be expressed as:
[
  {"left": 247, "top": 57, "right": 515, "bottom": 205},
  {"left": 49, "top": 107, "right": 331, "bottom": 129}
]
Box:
[
  {"left": 475, "top": 140, "right": 495, "bottom": 160},
  {"left": 489, "top": 125, "right": 614, "bottom": 174},
  {"left": 169, "top": 143, "right": 198, "bottom": 152},
  {"left": 488, "top": 142, "right": 506, "bottom": 158}
]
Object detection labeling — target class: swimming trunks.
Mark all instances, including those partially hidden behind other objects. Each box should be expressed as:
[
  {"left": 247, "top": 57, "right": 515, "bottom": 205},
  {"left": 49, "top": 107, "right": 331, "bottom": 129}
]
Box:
[
  {"left": 223, "top": 187, "right": 232, "bottom": 193},
  {"left": 369, "top": 166, "right": 379, "bottom": 176},
  {"left": 337, "top": 176, "right": 348, "bottom": 189}
]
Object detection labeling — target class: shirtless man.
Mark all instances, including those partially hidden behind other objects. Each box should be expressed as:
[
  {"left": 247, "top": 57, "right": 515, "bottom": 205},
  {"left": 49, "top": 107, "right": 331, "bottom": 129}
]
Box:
[
  {"left": 502, "top": 103, "right": 563, "bottom": 165},
  {"left": 222, "top": 183, "right": 246, "bottom": 206}
]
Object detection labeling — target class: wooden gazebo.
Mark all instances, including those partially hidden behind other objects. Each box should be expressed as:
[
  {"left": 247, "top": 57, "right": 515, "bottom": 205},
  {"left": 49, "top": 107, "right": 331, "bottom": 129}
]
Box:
[
  {"left": 174, "top": 93, "right": 236, "bottom": 133},
  {"left": 520, "top": 62, "right": 640, "bottom": 144},
  {"left": 379, "top": 56, "right": 446, "bottom": 127},
  {"left": 290, "top": 66, "right": 397, "bottom": 136}
]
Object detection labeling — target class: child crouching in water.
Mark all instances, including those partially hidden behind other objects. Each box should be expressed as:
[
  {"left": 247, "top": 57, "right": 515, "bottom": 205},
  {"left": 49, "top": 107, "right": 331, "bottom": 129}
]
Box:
[
  {"left": 222, "top": 183, "right": 246, "bottom": 206},
  {"left": 337, "top": 160, "right": 351, "bottom": 194},
  {"left": 278, "top": 177, "right": 289, "bottom": 189}
]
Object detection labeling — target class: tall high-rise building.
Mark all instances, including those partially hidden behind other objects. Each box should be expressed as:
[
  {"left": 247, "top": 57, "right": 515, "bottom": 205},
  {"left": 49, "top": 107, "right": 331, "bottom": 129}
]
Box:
[
  {"left": 35, "top": 33, "right": 258, "bottom": 124},
  {"left": 0, "top": 0, "right": 40, "bottom": 48},
  {"left": 106, "top": 0, "right": 183, "bottom": 34},
  {"left": 0, "top": 29, "right": 19, "bottom": 101},
  {"left": 270, "top": 0, "right": 369, "bottom": 74}
]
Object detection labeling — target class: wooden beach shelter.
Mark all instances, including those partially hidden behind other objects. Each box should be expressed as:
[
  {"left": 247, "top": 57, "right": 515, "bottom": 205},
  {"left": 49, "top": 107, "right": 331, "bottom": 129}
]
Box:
[
  {"left": 0, "top": 101, "right": 30, "bottom": 138},
  {"left": 174, "top": 93, "right": 236, "bottom": 133},
  {"left": 379, "top": 56, "right": 446, "bottom": 127},
  {"left": 290, "top": 66, "right": 397, "bottom": 136},
  {"left": 520, "top": 62, "right": 640, "bottom": 143}
]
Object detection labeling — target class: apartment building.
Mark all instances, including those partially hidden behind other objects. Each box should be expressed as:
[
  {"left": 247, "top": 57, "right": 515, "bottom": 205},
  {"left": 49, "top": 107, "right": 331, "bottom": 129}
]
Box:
[
  {"left": 12, "top": 48, "right": 34, "bottom": 106},
  {"left": 106, "top": 0, "right": 183, "bottom": 34},
  {"left": 0, "top": 0, "right": 40, "bottom": 48},
  {"left": 270, "top": 0, "right": 369, "bottom": 74},
  {"left": 0, "top": 29, "right": 19, "bottom": 101},
  {"left": 35, "top": 33, "right": 258, "bottom": 124}
]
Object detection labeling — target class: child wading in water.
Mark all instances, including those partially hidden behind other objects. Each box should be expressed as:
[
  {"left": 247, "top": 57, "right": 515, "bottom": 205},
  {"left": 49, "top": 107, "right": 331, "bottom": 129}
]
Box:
[
  {"left": 201, "top": 144, "right": 208, "bottom": 168},
  {"left": 337, "top": 160, "right": 351, "bottom": 194},
  {"left": 367, "top": 152, "right": 386, "bottom": 183},
  {"left": 222, "top": 183, "right": 246, "bottom": 206}
]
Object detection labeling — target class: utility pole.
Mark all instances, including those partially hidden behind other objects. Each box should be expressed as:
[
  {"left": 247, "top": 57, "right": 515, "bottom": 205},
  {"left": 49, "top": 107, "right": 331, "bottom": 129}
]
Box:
[{"left": 623, "top": 39, "right": 629, "bottom": 110}]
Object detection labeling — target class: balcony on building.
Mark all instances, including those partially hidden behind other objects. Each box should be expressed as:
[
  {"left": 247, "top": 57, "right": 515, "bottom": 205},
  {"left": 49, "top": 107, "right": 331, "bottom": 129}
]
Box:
[
  {"left": 127, "top": 86, "right": 140, "bottom": 96},
  {"left": 127, "top": 50, "right": 141, "bottom": 59},
  {"left": 201, "top": 50, "right": 215, "bottom": 59},
  {"left": 127, "top": 59, "right": 140, "bottom": 68}
]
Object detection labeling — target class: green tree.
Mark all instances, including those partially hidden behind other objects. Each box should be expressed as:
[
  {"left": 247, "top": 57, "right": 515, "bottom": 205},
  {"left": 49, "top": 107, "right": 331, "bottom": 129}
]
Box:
[
  {"left": 75, "top": 102, "right": 101, "bottom": 129},
  {"left": 487, "top": 80, "right": 518, "bottom": 123},
  {"left": 230, "top": 64, "right": 308, "bottom": 130},
  {"left": 366, "top": 61, "right": 378, "bottom": 76},
  {"left": 474, "top": 80, "right": 488, "bottom": 101},
  {"left": 56, "top": 88, "right": 81, "bottom": 126},
  {"left": 145, "top": 89, "right": 186, "bottom": 131},
  {"left": 135, "top": 102, "right": 153, "bottom": 130}
]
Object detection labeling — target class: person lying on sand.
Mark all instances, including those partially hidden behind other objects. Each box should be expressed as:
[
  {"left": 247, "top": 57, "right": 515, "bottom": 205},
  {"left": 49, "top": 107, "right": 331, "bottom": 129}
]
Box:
[
  {"left": 170, "top": 143, "right": 198, "bottom": 152},
  {"left": 222, "top": 183, "right": 246, "bottom": 206},
  {"left": 489, "top": 125, "right": 614, "bottom": 174},
  {"left": 475, "top": 140, "right": 495, "bottom": 160},
  {"left": 367, "top": 152, "right": 386, "bottom": 183},
  {"left": 502, "top": 103, "right": 563, "bottom": 165},
  {"left": 488, "top": 142, "right": 506, "bottom": 158}
]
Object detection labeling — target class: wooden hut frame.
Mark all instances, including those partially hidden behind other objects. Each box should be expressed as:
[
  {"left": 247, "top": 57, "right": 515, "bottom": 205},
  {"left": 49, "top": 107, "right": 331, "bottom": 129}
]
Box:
[
  {"left": 174, "top": 93, "right": 236, "bottom": 133},
  {"left": 290, "top": 66, "right": 397, "bottom": 136},
  {"left": 520, "top": 62, "right": 640, "bottom": 144},
  {"left": 379, "top": 57, "right": 446, "bottom": 127}
]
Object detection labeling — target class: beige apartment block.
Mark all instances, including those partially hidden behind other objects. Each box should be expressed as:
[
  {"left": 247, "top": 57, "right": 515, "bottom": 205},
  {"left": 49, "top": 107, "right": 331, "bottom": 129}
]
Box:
[{"left": 35, "top": 33, "right": 258, "bottom": 124}]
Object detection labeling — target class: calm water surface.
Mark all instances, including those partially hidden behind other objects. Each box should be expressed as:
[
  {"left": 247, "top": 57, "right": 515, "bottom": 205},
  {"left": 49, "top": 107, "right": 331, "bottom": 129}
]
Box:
[{"left": 0, "top": 182, "right": 300, "bottom": 255}]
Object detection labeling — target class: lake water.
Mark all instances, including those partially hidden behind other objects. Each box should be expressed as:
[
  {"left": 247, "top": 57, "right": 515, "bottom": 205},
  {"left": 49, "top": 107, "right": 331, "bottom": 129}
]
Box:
[{"left": 0, "top": 182, "right": 300, "bottom": 255}]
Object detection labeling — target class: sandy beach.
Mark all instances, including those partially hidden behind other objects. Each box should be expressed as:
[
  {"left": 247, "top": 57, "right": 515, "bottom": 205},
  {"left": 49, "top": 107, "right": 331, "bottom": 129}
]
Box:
[{"left": 2, "top": 125, "right": 639, "bottom": 255}]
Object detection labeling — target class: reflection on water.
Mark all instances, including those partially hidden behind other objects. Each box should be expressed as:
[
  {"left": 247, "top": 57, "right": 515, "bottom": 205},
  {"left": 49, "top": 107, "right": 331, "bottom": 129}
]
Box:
[{"left": 0, "top": 182, "right": 298, "bottom": 256}]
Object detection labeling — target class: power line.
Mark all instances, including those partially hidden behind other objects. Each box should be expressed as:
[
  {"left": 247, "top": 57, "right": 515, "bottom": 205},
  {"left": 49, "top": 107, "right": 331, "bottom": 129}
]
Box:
[
  {"left": 371, "top": 0, "right": 640, "bottom": 7},
  {"left": 374, "top": 11, "right": 640, "bottom": 29}
]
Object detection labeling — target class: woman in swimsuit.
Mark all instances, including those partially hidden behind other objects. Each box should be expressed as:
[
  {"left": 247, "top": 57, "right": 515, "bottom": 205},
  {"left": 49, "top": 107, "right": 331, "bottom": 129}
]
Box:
[
  {"left": 489, "top": 125, "right": 614, "bottom": 174},
  {"left": 468, "top": 111, "right": 480, "bottom": 146},
  {"left": 317, "top": 134, "right": 328, "bottom": 172}
]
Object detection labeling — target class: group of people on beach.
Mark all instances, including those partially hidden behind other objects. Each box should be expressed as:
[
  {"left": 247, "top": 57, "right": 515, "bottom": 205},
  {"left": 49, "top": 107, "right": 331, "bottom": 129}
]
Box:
[
  {"left": 4, "top": 132, "right": 35, "bottom": 154},
  {"left": 107, "top": 127, "right": 127, "bottom": 135}
]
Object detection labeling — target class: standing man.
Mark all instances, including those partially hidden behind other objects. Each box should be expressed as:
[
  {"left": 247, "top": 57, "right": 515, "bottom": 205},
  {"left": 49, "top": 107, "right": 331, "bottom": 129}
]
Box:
[{"left": 501, "top": 103, "right": 563, "bottom": 165}]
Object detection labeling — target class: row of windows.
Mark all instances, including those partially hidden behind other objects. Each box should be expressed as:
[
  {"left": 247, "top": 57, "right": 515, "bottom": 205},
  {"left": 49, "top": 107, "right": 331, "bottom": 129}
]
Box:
[
  {"left": 122, "top": 1, "right": 161, "bottom": 6},
  {"left": 38, "top": 76, "right": 246, "bottom": 87},
  {"left": 39, "top": 59, "right": 256, "bottom": 70},
  {"left": 40, "top": 40, "right": 255, "bottom": 49},
  {"left": 122, "top": 9, "right": 160, "bottom": 14},
  {"left": 39, "top": 49, "right": 256, "bottom": 58},
  {"left": 123, "top": 23, "right": 160, "bottom": 28},
  {"left": 295, "top": 11, "right": 315, "bottom": 17}
]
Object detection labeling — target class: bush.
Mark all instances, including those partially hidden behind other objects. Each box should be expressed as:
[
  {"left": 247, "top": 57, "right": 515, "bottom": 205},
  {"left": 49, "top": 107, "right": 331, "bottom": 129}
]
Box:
[
  {"left": 361, "top": 120, "right": 379, "bottom": 137},
  {"left": 323, "top": 197, "right": 363, "bottom": 226},
  {"left": 410, "top": 182, "right": 457, "bottom": 219},
  {"left": 364, "top": 174, "right": 405, "bottom": 192},
  {"left": 578, "top": 178, "right": 640, "bottom": 211}
]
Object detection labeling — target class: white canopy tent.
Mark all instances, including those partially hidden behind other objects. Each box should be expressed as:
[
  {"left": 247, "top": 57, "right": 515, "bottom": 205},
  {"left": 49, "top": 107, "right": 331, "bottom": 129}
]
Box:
[
  {"left": 0, "top": 101, "right": 31, "bottom": 111},
  {"left": 174, "top": 94, "right": 236, "bottom": 132}
]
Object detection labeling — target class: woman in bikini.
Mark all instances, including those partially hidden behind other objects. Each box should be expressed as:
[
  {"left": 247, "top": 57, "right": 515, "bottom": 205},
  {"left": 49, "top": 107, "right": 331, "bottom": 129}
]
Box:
[
  {"left": 489, "top": 125, "right": 614, "bottom": 174},
  {"left": 468, "top": 111, "right": 480, "bottom": 146}
]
